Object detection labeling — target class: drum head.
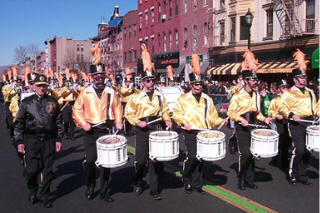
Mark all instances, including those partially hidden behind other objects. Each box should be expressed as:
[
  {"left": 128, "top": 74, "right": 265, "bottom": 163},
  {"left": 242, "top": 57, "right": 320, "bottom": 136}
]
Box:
[
  {"left": 308, "top": 125, "right": 320, "bottom": 131},
  {"left": 197, "top": 130, "right": 225, "bottom": 140},
  {"left": 97, "top": 135, "right": 127, "bottom": 146},
  {"left": 251, "top": 129, "right": 278, "bottom": 138}
]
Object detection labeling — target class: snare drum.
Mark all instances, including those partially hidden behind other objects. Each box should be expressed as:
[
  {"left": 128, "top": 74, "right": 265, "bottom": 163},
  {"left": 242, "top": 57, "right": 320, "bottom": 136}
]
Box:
[
  {"left": 196, "top": 130, "right": 226, "bottom": 161},
  {"left": 250, "top": 129, "right": 279, "bottom": 158},
  {"left": 149, "top": 131, "right": 179, "bottom": 161},
  {"left": 96, "top": 135, "right": 128, "bottom": 168},
  {"left": 306, "top": 125, "right": 320, "bottom": 152}
]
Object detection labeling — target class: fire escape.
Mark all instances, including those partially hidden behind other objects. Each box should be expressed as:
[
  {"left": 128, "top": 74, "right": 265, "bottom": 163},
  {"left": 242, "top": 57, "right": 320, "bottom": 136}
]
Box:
[{"left": 273, "top": 0, "right": 316, "bottom": 39}]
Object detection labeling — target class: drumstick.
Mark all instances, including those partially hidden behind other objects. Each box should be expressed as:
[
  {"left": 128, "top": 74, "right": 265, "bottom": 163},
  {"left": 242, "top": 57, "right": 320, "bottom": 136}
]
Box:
[
  {"left": 191, "top": 128, "right": 209, "bottom": 131},
  {"left": 248, "top": 123, "right": 269, "bottom": 128},
  {"left": 218, "top": 118, "right": 229, "bottom": 130},
  {"left": 289, "top": 118, "right": 319, "bottom": 124},
  {"left": 146, "top": 117, "right": 162, "bottom": 125},
  {"left": 92, "top": 121, "right": 106, "bottom": 128},
  {"left": 113, "top": 130, "right": 119, "bottom": 135}
]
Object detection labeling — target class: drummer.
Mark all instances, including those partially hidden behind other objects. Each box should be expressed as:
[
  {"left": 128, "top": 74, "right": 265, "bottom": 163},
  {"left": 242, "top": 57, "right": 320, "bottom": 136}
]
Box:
[
  {"left": 125, "top": 44, "right": 172, "bottom": 200},
  {"left": 227, "top": 69, "right": 272, "bottom": 190},
  {"left": 278, "top": 67, "right": 318, "bottom": 185},
  {"left": 72, "top": 66, "right": 123, "bottom": 202},
  {"left": 268, "top": 79, "right": 291, "bottom": 169},
  {"left": 172, "top": 53, "right": 227, "bottom": 194}
]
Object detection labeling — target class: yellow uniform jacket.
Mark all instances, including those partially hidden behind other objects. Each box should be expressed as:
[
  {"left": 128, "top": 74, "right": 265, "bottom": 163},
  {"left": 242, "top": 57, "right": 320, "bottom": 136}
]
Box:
[
  {"left": 278, "top": 86, "right": 318, "bottom": 119},
  {"left": 268, "top": 95, "right": 281, "bottom": 119},
  {"left": 125, "top": 89, "right": 171, "bottom": 126},
  {"left": 227, "top": 88, "right": 266, "bottom": 123},
  {"left": 172, "top": 91, "right": 223, "bottom": 129},
  {"left": 72, "top": 85, "right": 122, "bottom": 128},
  {"left": 2, "top": 84, "right": 18, "bottom": 103}
]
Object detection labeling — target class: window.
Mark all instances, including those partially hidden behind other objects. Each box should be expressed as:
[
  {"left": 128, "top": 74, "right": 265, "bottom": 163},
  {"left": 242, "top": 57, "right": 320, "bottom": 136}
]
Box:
[
  {"left": 134, "top": 50, "right": 137, "bottom": 61},
  {"left": 81, "top": 54, "right": 84, "bottom": 62},
  {"left": 76, "top": 44, "right": 80, "bottom": 51},
  {"left": 77, "top": 54, "right": 80, "bottom": 62},
  {"left": 129, "top": 51, "right": 132, "bottom": 63},
  {"left": 220, "top": 21, "right": 225, "bottom": 45},
  {"left": 306, "top": 0, "right": 315, "bottom": 32},
  {"left": 145, "top": 11, "right": 148, "bottom": 26},
  {"left": 175, "top": 0, "right": 179, "bottom": 16},
  {"left": 240, "top": 16, "right": 249, "bottom": 40},
  {"left": 129, "top": 26, "right": 132, "bottom": 38},
  {"left": 230, "top": 17, "right": 236, "bottom": 42},
  {"left": 151, "top": 37, "right": 155, "bottom": 53},
  {"left": 163, "top": 33, "right": 167, "bottom": 52},
  {"left": 204, "top": 0, "right": 208, "bottom": 6},
  {"left": 158, "top": 34, "right": 161, "bottom": 52},
  {"left": 158, "top": 3, "right": 162, "bottom": 22},
  {"left": 80, "top": 44, "right": 84, "bottom": 52},
  {"left": 163, "top": 1, "right": 167, "bottom": 20},
  {"left": 266, "top": 9, "right": 273, "bottom": 37},
  {"left": 169, "top": 32, "right": 172, "bottom": 50},
  {"left": 134, "top": 24, "right": 137, "bottom": 36},
  {"left": 151, "top": 9, "right": 155, "bottom": 25},
  {"left": 124, "top": 52, "right": 127, "bottom": 63},
  {"left": 184, "top": 28, "right": 188, "bottom": 48},
  {"left": 184, "top": 0, "right": 188, "bottom": 13},
  {"left": 193, "top": 0, "right": 198, "bottom": 8},
  {"left": 175, "top": 30, "right": 179, "bottom": 49},
  {"left": 139, "top": 14, "right": 143, "bottom": 30},
  {"left": 220, "top": 0, "right": 225, "bottom": 9},
  {"left": 204, "top": 22, "right": 209, "bottom": 45},
  {"left": 193, "top": 25, "right": 198, "bottom": 50},
  {"left": 169, "top": 0, "right": 172, "bottom": 18},
  {"left": 124, "top": 27, "right": 127, "bottom": 40}
]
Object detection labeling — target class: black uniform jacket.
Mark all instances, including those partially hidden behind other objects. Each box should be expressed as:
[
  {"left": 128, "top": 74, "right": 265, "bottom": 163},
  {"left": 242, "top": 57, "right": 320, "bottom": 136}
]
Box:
[{"left": 14, "top": 94, "right": 63, "bottom": 145}]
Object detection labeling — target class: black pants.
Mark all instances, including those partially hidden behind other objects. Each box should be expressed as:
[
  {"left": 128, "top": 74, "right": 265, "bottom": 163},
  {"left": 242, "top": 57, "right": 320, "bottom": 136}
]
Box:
[
  {"left": 135, "top": 126, "right": 163, "bottom": 194},
  {"left": 182, "top": 130, "right": 203, "bottom": 189},
  {"left": 275, "top": 119, "right": 291, "bottom": 168},
  {"left": 82, "top": 128, "right": 111, "bottom": 195},
  {"left": 24, "top": 134, "right": 56, "bottom": 202},
  {"left": 62, "top": 102, "right": 75, "bottom": 139},
  {"left": 235, "top": 124, "right": 255, "bottom": 183},
  {"left": 288, "top": 121, "right": 310, "bottom": 179}
]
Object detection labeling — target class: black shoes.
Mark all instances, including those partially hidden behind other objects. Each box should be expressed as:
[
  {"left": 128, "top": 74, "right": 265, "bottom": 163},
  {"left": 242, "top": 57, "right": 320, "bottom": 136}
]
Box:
[
  {"left": 28, "top": 193, "right": 37, "bottom": 205},
  {"left": 297, "top": 176, "right": 311, "bottom": 185},
  {"left": 85, "top": 185, "right": 95, "bottom": 200},
  {"left": 238, "top": 177, "right": 246, "bottom": 190},
  {"left": 135, "top": 186, "right": 143, "bottom": 195},
  {"left": 245, "top": 182, "right": 258, "bottom": 189},
  {"left": 100, "top": 193, "right": 114, "bottom": 203},
  {"left": 151, "top": 193, "right": 162, "bottom": 200},
  {"left": 41, "top": 200, "right": 53, "bottom": 208},
  {"left": 196, "top": 188, "right": 206, "bottom": 194},
  {"left": 288, "top": 176, "right": 297, "bottom": 185},
  {"left": 184, "top": 184, "right": 192, "bottom": 194}
]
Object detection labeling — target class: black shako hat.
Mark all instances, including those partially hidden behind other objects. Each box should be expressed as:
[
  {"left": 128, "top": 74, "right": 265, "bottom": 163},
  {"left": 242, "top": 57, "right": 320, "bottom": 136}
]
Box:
[
  {"left": 242, "top": 70, "right": 258, "bottom": 80},
  {"left": 89, "top": 63, "right": 105, "bottom": 75},
  {"left": 292, "top": 68, "right": 307, "bottom": 78}
]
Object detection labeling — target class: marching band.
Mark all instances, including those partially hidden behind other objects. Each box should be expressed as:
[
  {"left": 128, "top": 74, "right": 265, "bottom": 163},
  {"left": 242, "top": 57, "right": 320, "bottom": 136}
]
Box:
[{"left": 1, "top": 45, "right": 319, "bottom": 208}]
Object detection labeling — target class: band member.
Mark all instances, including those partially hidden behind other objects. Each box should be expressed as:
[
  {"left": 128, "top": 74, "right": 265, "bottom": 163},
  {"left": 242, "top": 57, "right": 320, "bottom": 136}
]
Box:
[
  {"left": 113, "top": 68, "right": 136, "bottom": 136},
  {"left": 125, "top": 45, "right": 172, "bottom": 200},
  {"left": 268, "top": 79, "right": 291, "bottom": 169},
  {"left": 72, "top": 67, "right": 123, "bottom": 202},
  {"left": 278, "top": 68, "right": 318, "bottom": 185},
  {"left": 172, "top": 53, "right": 227, "bottom": 194},
  {"left": 227, "top": 70, "right": 272, "bottom": 190},
  {"left": 14, "top": 74, "right": 63, "bottom": 208}
]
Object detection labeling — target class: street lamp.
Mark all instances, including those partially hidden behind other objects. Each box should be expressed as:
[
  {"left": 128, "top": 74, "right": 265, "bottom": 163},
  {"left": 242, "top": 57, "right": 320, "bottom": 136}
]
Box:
[{"left": 245, "top": 8, "right": 254, "bottom": 50}]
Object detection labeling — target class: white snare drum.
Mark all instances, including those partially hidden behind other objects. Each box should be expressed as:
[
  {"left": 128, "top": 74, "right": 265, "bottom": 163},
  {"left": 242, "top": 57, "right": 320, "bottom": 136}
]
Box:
[
  {"left": 149, "top": 131, "right": 179, "bottom": 161},
  {"left": 196, "top": 130, "right": 226, "bottom": 161},
  {"left": 306, "top": 125, "right": 320, "bottom": 152},
  {"left": 250, "top": 129, "right": 279, "bottom": 158},
  {"left": 95, "top": 135, "right": 128, "bottom": 168}
]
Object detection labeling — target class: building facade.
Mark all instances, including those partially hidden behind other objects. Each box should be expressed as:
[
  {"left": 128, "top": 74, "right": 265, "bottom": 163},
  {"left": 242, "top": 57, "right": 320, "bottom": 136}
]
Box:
[{"left": 44, "top": 36, "right": 92, "bottom": 73}]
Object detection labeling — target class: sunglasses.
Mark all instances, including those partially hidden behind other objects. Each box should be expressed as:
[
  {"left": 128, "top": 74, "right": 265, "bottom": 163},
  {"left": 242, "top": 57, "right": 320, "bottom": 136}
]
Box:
[
  {"left": 145, "top": 79, "right": 155, "bottom": 83},
  {"left": 93, "top": 75, "right": 106, "bottom": 80},
  {"left": 192, "top": 83, "right": 203, "bottom": 86}
]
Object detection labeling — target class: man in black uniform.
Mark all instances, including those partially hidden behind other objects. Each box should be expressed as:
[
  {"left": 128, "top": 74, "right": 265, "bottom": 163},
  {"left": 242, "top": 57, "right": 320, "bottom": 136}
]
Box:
[{"left": 14, "top": 74, "right": 63, "bottom": 208}]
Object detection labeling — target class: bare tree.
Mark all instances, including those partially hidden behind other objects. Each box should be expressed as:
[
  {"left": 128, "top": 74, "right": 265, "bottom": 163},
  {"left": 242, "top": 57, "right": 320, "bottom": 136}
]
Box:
[
  {"left": 14, "top": 46, "right": 28, "bottom": 63},
  {"left": 27, "top": 44, "right": 39, "bottom": 57}
]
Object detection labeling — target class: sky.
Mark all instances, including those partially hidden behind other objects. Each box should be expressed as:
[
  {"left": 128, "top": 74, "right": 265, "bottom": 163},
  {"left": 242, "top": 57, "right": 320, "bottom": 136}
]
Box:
[{"left": 0, "top": 0, "right": 137, "bottom": 66}]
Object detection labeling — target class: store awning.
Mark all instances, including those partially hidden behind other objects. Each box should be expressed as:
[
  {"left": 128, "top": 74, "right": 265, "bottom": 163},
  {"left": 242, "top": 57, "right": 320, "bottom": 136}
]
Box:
[{"left": 208, "top": 60, "right": 308, "bottom": 75}]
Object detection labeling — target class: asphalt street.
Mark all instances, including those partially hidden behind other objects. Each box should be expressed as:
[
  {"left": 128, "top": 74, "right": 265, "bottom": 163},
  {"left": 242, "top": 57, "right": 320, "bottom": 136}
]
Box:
[{"left": 0, "top": 103, "right": 318, "bottom": 213}]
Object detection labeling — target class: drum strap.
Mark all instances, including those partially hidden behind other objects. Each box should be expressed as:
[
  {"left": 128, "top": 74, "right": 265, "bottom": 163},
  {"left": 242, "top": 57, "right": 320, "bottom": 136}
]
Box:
[
  {"left": 305, "top": 88, "right": 315, "bottom": 117},
  {"left": 204, "top": 96, "right": 209, "bottom": 129},
  {"left": 255, "top": 91, "right": 261, "bottom": 113},
  {"left": 106, "top": 93, "right": 111, "bottom": 120},
  {"left": 157, "top": 95, "right": 162, "bottom": 117}
]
